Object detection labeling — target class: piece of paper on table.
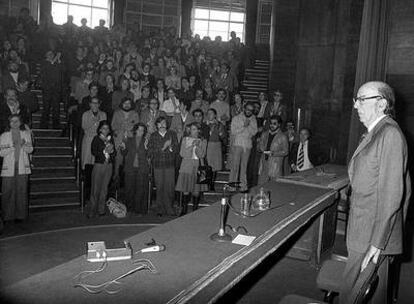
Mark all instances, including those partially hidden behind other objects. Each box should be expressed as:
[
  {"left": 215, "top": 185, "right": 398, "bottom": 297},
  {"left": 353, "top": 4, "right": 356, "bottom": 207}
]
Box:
[{"left": 232, "top": 234, "right": 256, "bottom": 246}]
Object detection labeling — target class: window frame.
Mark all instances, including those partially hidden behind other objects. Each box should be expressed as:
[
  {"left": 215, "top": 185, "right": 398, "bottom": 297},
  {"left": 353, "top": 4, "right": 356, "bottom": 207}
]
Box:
[
  {"left": 51, "top": 0, "right": 113, "bottom": 27},
  {"left": 191, "top": 5, "right": 246, "bottom": 42}
]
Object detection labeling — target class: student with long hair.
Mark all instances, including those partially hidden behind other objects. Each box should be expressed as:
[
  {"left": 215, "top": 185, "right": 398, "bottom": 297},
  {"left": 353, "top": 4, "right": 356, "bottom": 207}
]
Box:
[
  {"left": 175, "top": 122, "right": 208, "bottom": 214},
  {"left": 122, "top": 123, "right": 150, "bottom": 215},
  {"left": 87, "top": 120, "right": 115, "bottom": 218}
]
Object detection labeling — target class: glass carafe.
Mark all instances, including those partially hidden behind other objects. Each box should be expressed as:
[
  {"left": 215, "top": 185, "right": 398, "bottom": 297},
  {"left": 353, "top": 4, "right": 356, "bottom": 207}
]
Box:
[{"left": 252, "top": 187, "right": 270, "bottom": 211}]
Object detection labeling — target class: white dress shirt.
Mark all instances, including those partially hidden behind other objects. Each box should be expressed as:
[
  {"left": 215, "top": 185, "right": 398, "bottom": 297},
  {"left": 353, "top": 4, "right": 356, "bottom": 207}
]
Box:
[{"left": 297, "top": 140, "right": 313, "bottom": 171}]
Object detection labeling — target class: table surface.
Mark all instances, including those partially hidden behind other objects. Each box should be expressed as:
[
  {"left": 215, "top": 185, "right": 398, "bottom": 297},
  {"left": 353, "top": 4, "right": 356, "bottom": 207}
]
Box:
[
  {"left": 1, "top": 182, "right": 336, "bottom": 304},
  {"left": 277, "top": 164, "right": 349, "bottom": 191}
]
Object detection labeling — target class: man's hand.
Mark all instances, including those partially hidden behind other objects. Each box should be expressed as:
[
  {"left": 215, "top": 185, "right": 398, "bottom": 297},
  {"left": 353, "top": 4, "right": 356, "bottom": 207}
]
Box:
[
  {"left": 221, "top": 114, "right": 229, "bottom": 122},
  {"left": 361, "top": 245, "right": 381, "bottom": 272},
  {"left": 162, "top": 139, "right": 172, "bottom": 151}
]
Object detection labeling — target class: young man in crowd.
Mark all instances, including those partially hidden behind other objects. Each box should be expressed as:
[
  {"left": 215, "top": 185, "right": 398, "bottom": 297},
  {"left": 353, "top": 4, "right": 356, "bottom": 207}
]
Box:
[{"left": 229, "top": 102, "right": 258, "bottom": 192}]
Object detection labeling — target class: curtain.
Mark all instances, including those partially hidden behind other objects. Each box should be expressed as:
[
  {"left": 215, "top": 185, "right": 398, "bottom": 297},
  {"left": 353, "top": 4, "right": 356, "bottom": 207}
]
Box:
[{"left": 346, "top": 0, "right": 390, "bottom": 161}]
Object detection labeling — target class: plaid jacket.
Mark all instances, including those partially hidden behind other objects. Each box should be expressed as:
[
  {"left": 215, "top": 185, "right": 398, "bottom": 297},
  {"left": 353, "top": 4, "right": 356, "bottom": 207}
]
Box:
[{"left": 148, "top": 130, "right": 178, "bottom": 168}]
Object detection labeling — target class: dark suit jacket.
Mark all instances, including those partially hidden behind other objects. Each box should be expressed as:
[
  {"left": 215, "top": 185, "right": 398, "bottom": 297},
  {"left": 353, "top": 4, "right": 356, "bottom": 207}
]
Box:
[
  {"left": 1, "top": 70, "right": 28, "bottom": 92},
  {"left": 289, "top": 139, "right": 326, "bottom": 167},
  {"left": 347, "top": 116, "right": 411, "bottom": 255}
]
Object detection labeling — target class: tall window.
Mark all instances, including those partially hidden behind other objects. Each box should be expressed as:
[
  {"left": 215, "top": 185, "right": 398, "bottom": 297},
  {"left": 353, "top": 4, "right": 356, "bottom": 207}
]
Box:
[
  {"left": 51, "top": 0, "right": 112, "bottom": 28},
  {"left": 192, "top": 0, "right": 246, "bottom": 42}
]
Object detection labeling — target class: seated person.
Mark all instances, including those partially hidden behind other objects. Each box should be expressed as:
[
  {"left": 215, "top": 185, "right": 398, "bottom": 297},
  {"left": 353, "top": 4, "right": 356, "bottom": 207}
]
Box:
[{"left": 290, "top": 128, "right": 327, "bottom": 172}]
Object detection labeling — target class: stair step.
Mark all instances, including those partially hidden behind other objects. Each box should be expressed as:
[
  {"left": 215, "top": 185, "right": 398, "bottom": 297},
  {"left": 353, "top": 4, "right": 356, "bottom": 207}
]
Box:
[
  {"left": 31, "top": 167, "right": 75, "bottom": 178},
  {"left": 35, "top": 137, "right": 71, "bottom": 147},
  {"left": 34, "top": 146, "right": 72, "bottom": 156},
  {"left": 31, "top": 121, "right": 68, "bottom": 129},
  {"left": 29, "top": 196, "right": 80, "bottom": 209},
  {"left": 245, "top": 68, "right": 268, "bottom": 74},
  {"left": 32, "top": 128, "right": 64, "bottom": 137},
  {"left": 32, "top": 156, "right": 73, "bottom": 167},
  {"left": 30, "top": 180, "right": 79, "bottom": 193},
  {"left": 32, "top": 112, "right": 67, "bottom": 119},
  {"left": 255, "top": 59, "right": 270, "bottom": 64},
  {"left": 31, "top": 176, "right": 76, "bottom": 184}
]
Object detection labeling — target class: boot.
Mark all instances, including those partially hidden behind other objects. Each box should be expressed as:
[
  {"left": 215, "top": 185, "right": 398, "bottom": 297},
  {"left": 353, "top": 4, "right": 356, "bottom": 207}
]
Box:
[
  {"left": 180, "top": 194, "right": 189, "bottom": 216},
  {"left": 192, "top": 195, "right": 200, "bottom": 211}
]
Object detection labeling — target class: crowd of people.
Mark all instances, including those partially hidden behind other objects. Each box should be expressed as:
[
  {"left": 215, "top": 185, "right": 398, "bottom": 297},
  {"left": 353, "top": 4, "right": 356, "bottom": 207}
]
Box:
[{"left": 0, "top": 8, "right": 328, "bottom": 224}]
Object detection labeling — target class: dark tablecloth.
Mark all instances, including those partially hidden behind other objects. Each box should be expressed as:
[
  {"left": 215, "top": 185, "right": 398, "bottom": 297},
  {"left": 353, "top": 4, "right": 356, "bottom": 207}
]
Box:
[{"left": 1, "top": 182, "right": 335, "bottom": 304}]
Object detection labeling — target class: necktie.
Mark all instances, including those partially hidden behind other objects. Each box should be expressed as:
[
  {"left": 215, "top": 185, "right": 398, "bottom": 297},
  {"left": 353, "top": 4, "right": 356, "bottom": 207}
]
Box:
[{"left": 297, "top": 143, "right": 304, "bottom": 169}]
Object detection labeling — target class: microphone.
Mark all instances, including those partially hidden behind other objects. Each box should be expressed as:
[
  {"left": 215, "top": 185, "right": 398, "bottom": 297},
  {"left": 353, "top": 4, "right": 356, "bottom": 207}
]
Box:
[{"left": 140, "top": 245, "right": 166, "bottom": 253}]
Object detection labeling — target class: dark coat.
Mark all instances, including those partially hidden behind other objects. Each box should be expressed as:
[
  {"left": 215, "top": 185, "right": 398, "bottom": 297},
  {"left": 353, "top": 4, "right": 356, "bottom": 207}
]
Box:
[{"left": 123, "top": 136, "right": 150, "bottom": 174}]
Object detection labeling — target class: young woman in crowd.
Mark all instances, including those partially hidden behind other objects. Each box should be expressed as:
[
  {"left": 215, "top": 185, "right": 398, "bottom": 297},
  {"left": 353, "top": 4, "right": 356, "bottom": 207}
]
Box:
[
  {"left": 0, "top": 114, "right": 33, "bottom": 223},
  {"left": 175, "top": 122, "right": 208, "bottom": 215},
  {"left": 170, "top": 100, "right": 194, "bottom": 143},
  {"left": 231, "top": 92, "right": 244, "bottom": 118},
  {"left": 153, "top": 78, "right": 166, "bottom": 106},
  {"left": 205, "top": 108, "right": 226, "bottom": 190},
  {"left": 87, "top": 120, "right": 115, "bottom": 218},
  {"left": 122, "top": 123, "right": 150, "bottom": 215}
]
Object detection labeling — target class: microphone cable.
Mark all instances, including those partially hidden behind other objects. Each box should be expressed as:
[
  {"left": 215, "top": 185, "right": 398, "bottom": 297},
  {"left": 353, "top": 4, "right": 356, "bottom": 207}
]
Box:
[{"left": 73, "top": 257, "right": 157, "bottom": 294}]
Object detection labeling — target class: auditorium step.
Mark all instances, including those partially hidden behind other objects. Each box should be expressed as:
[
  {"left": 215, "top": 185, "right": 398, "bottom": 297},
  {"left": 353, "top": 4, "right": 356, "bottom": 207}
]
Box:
[
  {"left": 240, "top": 60, "right": 269, "bottom": 103},
  {"left": 28, "top": 80, "right": 80, "bottom": 211}
]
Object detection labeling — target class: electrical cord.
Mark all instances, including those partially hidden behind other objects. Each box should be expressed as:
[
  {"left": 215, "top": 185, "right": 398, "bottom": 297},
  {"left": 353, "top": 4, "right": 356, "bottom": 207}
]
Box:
[{"left": 73, "top": 258, "right": 157, "bottom": 294}]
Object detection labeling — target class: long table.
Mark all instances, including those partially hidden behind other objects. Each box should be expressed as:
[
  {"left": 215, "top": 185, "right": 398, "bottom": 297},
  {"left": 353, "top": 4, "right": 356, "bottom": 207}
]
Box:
[
  {"left": 277, "top": 164, "right": 349, "bottom": 264},
  {"left": 1, "top": 181, "right": 336, "bottom": 304}
]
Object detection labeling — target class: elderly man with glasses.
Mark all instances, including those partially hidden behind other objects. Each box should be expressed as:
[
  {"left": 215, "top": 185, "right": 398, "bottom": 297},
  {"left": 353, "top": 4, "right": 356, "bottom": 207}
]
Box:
[{"left": 340, "top": 81, "right": 411, "bottom": 303}]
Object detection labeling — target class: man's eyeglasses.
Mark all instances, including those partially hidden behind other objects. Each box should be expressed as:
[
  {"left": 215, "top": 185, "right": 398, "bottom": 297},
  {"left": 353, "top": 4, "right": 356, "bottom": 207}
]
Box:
[{"left": 353, "top": 95, "right": 383, "bottom": 105}]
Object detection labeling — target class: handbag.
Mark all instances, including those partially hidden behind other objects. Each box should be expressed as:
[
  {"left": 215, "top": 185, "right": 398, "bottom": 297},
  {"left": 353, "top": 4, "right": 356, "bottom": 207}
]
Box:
[
  {"left": 106, "top": 191, "right": 127, "bottom": 218},
  {"left": 197, "top": 158, "right": 213, "bottom": 184}
]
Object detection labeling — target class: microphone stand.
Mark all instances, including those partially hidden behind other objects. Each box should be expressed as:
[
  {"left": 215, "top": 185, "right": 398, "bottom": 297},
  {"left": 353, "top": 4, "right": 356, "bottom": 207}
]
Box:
[{"left": 210, "top": 182, "right": 240, "bottom": 242}]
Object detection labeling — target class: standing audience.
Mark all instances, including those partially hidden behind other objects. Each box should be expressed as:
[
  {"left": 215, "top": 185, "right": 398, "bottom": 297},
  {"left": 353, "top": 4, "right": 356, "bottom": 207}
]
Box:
[
  {"left": 122, "top": 123, "right": 150, "bottom": 215},
  {"left": 87, "top": 120, "right": 115, "bottom": 218},
  {"left": 229, "top": 102, "right": 258, "bottom": 192},
  {"left": 175, "top": 122, "right": 208, "bottom": 214},
  {"left": 148, "top": 117, "right": 178, "bottom": 216},
  {"left": 0, "top": 114, "right": 33, "bottom": 223}
]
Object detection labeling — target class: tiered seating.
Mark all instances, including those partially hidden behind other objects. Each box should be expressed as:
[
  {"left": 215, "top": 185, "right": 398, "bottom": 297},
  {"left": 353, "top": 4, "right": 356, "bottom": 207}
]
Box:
[
  {"left": 29, "top": 66, "right": 80, "bottom": 210},
  {"left": 240, "top": 59, "right": 270, "bottom": 103}
]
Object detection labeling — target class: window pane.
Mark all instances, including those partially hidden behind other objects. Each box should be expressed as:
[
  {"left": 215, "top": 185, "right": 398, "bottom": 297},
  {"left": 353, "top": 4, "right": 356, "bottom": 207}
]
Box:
[
  {"left": 194, "top": 8, "right": 209, "bottom": 19},
  {"left": 69, "top": 0, "right": 91, "bottom": 5},
  {"left": 93, "top": 0, "right": 109, "bottom": 8},
  {"left": 209, "top": 21, "right": 228, "bottom": 32},
  {"left": 52, "top": 2, "right": 68, "bottom": 25},
  {"left": 194, "top": 20, "right": 208, "bottom": 31},
  {"left": 68, "top": 5, "right": 92, "bottom": 26},
  {"left": 91, "top": 8, "right": 109, "bottom": 28},
  {"left": 195, "top": 30, "right": 208, "bottom": 38},
  {"left": 229, "top": 23, "right": 243, "bottom": 33},
  {"left": 230, "top": 12, "right": 244, "bottom": 22},
  {"left": 209, "top": 31, "right": 228, "bottom": 40},
  {"left": 209, "top": 10, "right": 229, "bottom": 21}
]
